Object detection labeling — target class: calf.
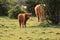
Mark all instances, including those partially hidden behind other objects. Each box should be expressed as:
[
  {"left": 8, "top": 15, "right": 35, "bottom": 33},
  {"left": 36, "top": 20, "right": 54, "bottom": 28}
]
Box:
[
  {"left": 18, "top": 13, "right": 31, "bottom": 28},
  {"left": 35, "top": 4, "right": 46, "bottom": 23}
]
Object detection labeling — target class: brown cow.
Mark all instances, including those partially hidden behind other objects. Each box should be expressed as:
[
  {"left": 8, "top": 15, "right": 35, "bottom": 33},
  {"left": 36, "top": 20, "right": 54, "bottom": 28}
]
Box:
[
  {"left": 35, "top": 4, "right": 46, "bottom": 23},
  {"left": 18, "top": 13, "right": 32, "bottom": 28}
]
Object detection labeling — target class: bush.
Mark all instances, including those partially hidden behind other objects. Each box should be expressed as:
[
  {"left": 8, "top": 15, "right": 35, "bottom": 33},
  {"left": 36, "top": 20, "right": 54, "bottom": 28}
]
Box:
[
  {"left": 0, "top": 0, "right": 9, "bottom": 16},
  {"left": 8, "top": 5, "right": 26, "bottom": 19}
]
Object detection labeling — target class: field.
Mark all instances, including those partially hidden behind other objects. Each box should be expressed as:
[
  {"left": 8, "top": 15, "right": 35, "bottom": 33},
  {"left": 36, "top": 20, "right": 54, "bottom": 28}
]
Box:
[{"left": 0, "top": 16, "right": 60, "bottom": 40}]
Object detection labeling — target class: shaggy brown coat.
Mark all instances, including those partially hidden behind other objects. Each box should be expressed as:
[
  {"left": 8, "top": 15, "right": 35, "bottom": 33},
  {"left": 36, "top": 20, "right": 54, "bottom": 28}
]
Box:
[
  {"left": 35, "top": 4, "right": 45, "bottom": 23},
  {"left": 18, "top": 13, "right": 31, "bottom": 28}
]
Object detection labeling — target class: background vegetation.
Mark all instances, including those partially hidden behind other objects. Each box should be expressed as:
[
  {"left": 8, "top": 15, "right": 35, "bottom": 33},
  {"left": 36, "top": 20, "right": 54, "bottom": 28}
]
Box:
[
  {"left": 45, "top": 0, "right": 60, "bottom": 24},
  {"left": 8, "top": 5, "right": 26, "bottom": 19},
  {"left": 0, "top": 0, "right": 60, "bottom": 24}
]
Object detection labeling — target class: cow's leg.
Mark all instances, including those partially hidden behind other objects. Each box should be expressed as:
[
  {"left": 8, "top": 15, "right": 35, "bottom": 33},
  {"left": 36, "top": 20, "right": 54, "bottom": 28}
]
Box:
[
  {"left": 37, "top": 16, "right": 40, "bottom": 22},
  {"left": 35, "top": 9, "right": 38, "bottom": 17},
  {"left": 40, "top": 12, "right": 44, "bottom": 23},
  {"left": 35, "top": 13, "right": 40, "bottom": 22},
  {"left": 41, "top": 14, "right": 44, "bottom": 22},
  {"left": 22, "top": 22, "right": 25, "bottom": 28},
  {"left": 18, "top": 19, "right": 21, "bottom": 28},
  {"left": 36, "top": 10, "right": 40, "bottom": 22},
  {"left": 36, "top": 9, "right": 40, "bottom": 22},
  {"left": 24, "top": 21, "right": 26, "bottom": 28},
  {"left": 19, "top": 21, "right": 21, "bottom": 28},
  {"left": 41, "top": 10, "right": 44, "bottom": 23}
]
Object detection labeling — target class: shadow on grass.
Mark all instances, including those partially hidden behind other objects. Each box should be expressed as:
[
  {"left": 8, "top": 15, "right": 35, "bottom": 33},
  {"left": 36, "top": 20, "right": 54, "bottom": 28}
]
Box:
[
  {"left": 29, "top": 23, "right": 60, "bottom": 28},
  {"left": 0, "top": 24, "right": 17, "bottom": 29}
]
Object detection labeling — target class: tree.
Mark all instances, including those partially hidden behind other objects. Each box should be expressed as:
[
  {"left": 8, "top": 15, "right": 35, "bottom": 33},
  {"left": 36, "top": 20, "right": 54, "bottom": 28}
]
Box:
[
  {"left": 0, "top": 0, "right": 18, "bottom": 16},
  {"left": 0, "top": 0, "right": 8, "bottom": 16},
  {"left": 46, "top": 0, "right": 60, "bottom": 24}
]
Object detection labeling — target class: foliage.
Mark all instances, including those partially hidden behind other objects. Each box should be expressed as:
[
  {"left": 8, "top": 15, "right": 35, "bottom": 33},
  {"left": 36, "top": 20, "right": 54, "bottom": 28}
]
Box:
[
  {"left": 46, "top": 0, "right": 60, "bottom": 24},
  {"left": 0, "top": 0, "right": 9, "bottom": 16},
  {"left": 0, "top": 0, "right": 18, "bottom": 16},
  {"left": 8, "top": 5, "right": 26, "bottom": 19}
]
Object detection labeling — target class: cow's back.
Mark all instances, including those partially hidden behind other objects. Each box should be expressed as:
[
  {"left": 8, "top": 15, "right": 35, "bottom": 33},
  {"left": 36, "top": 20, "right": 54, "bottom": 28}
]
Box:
[
  {"left": 35, "top": 4, "right": 41, "bottom": 16},
  {"left": 18, "top": 14, "right": 25, "bottom": 22}
]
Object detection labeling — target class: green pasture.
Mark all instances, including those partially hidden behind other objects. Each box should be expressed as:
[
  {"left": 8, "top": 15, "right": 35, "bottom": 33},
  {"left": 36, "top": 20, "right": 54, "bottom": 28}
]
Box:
[{"left": 0, "top": 16, "right": 60, "bottom": 40}]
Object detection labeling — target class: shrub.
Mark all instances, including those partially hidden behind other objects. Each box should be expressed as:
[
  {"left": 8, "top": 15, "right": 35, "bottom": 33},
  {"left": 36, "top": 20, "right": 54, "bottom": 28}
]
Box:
[
  {"left": 8, "top": 5, "right": 26, "bottom": 19},
  {"left": 0, "top": 0, "right": 9, "bottom": 16}
]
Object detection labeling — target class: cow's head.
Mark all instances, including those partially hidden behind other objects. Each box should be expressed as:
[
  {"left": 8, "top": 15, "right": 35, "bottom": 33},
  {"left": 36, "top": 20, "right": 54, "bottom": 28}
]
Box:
[
  {"left": 42, "top": 4, "right": 46, "bottom": 8},
  {"left": 39, "top": 4, "right": 46, "bottom": 8},
  {"left": 25, "top": 13, "right": 32, "bottom": 19}
]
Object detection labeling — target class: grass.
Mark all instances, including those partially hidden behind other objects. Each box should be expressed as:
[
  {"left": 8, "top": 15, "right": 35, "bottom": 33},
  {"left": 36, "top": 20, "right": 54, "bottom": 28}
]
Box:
[{"left": 0, "top": 16, "right": 60, "bottom": 40}]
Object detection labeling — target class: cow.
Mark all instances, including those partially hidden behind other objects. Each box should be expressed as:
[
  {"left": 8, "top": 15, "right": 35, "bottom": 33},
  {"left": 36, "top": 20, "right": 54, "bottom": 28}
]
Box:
[
  {"left": 18, "top": 13, "right": 32, "bottom": 28},
  {"left": 35, "top": 4, "right": 46, "bottom": 23}
]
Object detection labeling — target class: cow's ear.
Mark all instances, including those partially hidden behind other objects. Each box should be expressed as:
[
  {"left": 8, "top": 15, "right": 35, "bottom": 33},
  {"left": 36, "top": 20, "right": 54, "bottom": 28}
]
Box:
[
  {"left": 25, "top": 14, "right": 28, "bottom": 17},
  {"left": 28, "top": 13, "right": 32, "bottom": 16},
  {"left": 25, "top": 13, "right": 32, "bottom": 16},
  {"left": 43, "top": 4, "right": 46, "bottom": 7}
]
